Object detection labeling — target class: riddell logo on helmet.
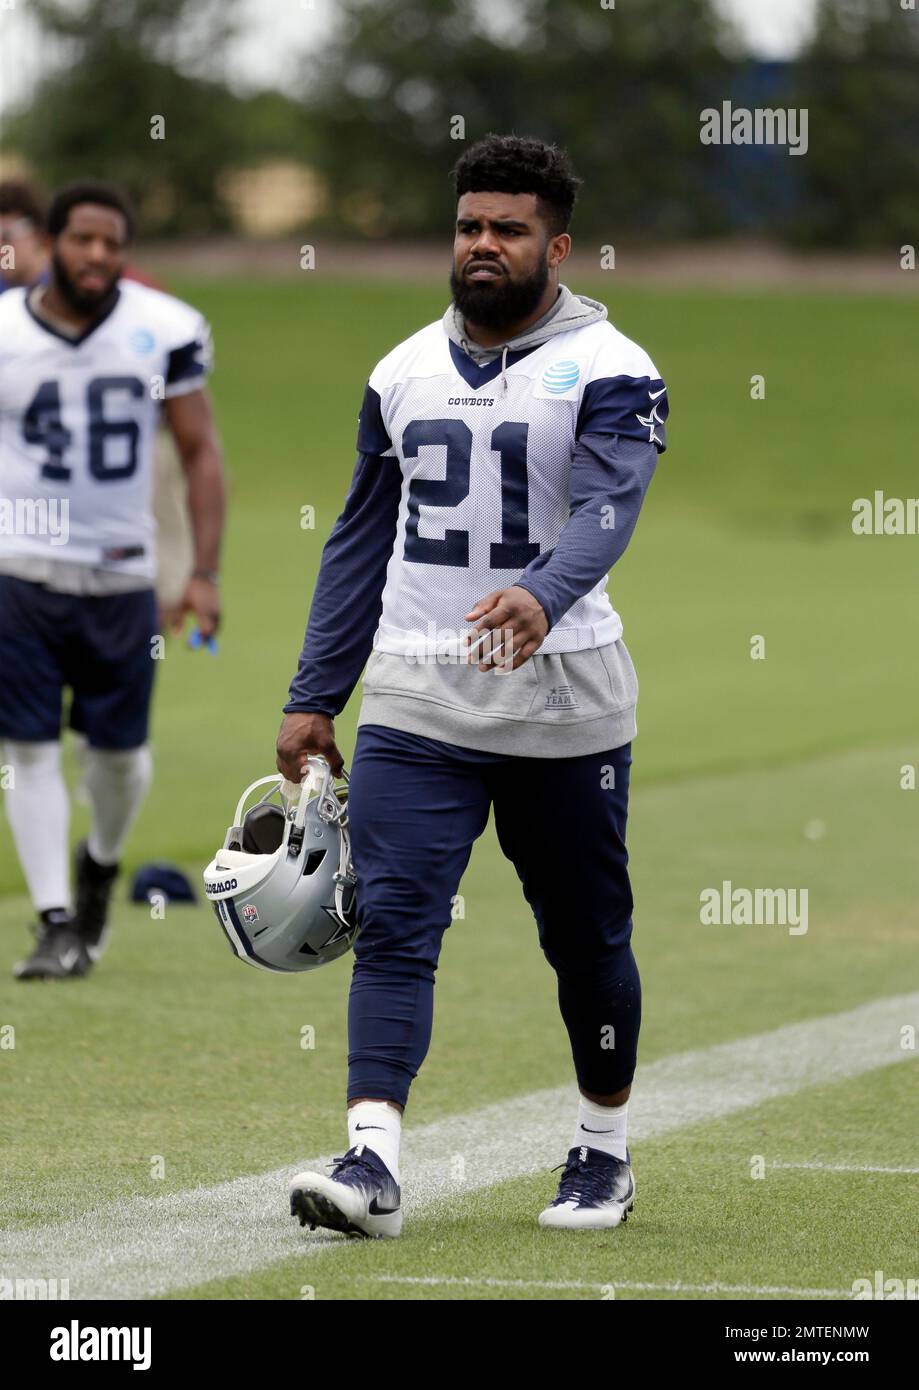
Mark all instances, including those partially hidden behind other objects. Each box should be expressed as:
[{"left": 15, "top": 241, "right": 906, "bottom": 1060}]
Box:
[{"left": 205, "top": 878, "right": 238, "bottom": 895}]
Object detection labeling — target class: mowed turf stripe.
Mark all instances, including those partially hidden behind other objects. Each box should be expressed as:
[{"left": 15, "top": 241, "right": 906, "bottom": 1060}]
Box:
[{"left": 2, "top": 992, "right": 914, "bottom": 1300}]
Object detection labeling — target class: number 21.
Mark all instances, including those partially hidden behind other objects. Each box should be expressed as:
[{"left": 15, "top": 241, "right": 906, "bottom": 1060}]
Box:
[{"left": 402, "top": 418, "right": 539, "bottom": 569}]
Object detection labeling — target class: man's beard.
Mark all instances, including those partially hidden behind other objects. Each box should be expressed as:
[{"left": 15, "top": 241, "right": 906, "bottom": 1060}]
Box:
[
  {"left": 450, "top": 256, "right": 550, "bottom": 332},
  {"left": 52, "top": 252, "right": 120, "bottom": 314}
]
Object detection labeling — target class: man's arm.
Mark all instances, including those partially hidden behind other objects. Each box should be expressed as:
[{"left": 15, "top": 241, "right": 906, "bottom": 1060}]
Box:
[
  {"left": 276, "top": 448, "right": 402, "bottom": 779},
  {"left": 513, "top": 433, "right": 659, "bottom": 630},
  {"left": 464, "top": 434, "right": 659, "bottom": 669},
  {"left": 163, "top": 387, "right": 226, "bottom": 639},
  {"left": 465, "top": 367, "right": 669, "bottom": 668}
]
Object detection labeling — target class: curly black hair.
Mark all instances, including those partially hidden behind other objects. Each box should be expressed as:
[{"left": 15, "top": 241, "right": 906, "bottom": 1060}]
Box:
[
  {"left": 451, "top": 133, "right": 582, "bottom": 236},
  {"left": 46, "top": 181, "right": 136, "bottom": 242}
]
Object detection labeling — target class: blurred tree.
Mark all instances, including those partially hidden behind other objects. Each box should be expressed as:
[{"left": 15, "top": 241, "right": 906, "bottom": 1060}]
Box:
[
  {"left": 1, "top": 0, "right": 314, "bottom": 235},
  {"left": 788, "top": 0, "right": 919, "bottom": 247},
  {"left": 300, "top": 0, "right": 737, "bottom": 242},
  {"left": 22, "top": 0, "right": 240, "bottom": 71},
  {"left": 8, "top": 0, "right": 914, "bottom": 248}
]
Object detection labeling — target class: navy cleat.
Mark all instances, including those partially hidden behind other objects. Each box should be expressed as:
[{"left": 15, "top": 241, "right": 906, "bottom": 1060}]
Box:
[
  {"left": 290, "top": 1143, "right": 402, "bottom": 1239},
  {"left": 538, "top": 1145, "right": 635, "bottom": 1230}
]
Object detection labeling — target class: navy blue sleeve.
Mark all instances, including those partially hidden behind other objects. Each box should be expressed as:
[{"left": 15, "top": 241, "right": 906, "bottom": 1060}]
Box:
[
  {"left": 513, "top": 434, "right": 658, "bottom": 632},
  {"left": 577, "top": 374, "right": 669, "bottom": 452},
  {"left": 165, "top": 339, "right": 206, "bottom": 387},
  {"left": 283, "top": 448, "right": 401, "bottom": 716},
  {"left": 164, "top": 323, "right": 213, "bottom": 396}
]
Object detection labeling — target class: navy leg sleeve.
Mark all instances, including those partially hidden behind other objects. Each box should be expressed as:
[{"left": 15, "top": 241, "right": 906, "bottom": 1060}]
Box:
[
  {"left": 490, "top": 741, "right": 640, "bottom": 1095},
  {"left": 345, "top": 724, "right": 495, "bottom": 1106}
]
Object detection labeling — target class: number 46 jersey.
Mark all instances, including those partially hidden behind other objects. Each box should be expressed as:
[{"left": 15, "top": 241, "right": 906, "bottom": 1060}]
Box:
[
  {"left": 358, "top": 313, "right": 668, "bottom": 657},
  {"left": 0, "top": 280, "right": 211, "bottom": 582}
]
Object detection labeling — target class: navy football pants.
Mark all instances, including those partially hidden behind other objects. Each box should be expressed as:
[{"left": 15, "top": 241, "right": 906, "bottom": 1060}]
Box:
[{"left": 346, "top": 724, "right": 640, "bottom": 1108}]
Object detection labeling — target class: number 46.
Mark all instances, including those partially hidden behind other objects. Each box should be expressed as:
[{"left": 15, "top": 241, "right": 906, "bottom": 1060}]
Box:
[{"left": 23, "top": 375, "right": 144, "bottom": 482}]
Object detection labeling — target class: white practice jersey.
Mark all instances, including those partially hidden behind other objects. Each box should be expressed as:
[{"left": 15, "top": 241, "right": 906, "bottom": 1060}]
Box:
[
  {"left": 358, "top": 316, "right": 667, "bottom": 657},
  {"left": 0, "top": 279, "right": 211, "bottom": 582}
]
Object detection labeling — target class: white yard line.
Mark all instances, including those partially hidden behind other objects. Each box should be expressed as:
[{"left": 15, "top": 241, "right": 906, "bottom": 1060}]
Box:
[
  {"left": 1, "top": 992, "right": 915, "bottom": 1300},
  {"left": 369, "top": 1275, "right": 853, "bottom": 1298},
  {"left": 771, "top": 1162, "right": 919, "bottom": 1175}
]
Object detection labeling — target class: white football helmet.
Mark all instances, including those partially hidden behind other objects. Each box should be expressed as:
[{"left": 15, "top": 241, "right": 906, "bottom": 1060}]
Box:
[{"left": 203, "top": 756, "right": 358, "bottom": 973}]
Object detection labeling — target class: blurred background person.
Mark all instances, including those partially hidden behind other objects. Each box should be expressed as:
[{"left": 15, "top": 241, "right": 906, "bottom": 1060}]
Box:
[
  {"left": 0, "top": 177, "right": 194, "bottom": 622},
  {"left": 0, "top": 181, "right": 226, "bottom": 980},
  {"left": 0, "top": 179, "right": 50, "bottom": 291}
]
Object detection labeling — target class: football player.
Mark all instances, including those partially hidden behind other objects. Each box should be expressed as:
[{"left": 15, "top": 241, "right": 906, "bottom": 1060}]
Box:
[
  {"left": 0, "top": 181, "right": 226, "bottom": 980},
  {"left": 277, "top": 135, "right": 668, "bottom": 1235},
  {"left": 0, "top": 181, "right": 50, "bottom": 293},
  {"left": 0, "top": 180, "right": 195, "bottom": 615}
]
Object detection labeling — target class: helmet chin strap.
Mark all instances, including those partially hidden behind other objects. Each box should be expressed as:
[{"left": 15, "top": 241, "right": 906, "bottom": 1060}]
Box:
[
  {"left": 280, "top": 766, "right": 321, "bottom": 818},
  {"left": 285, "top": 756, "right": 338, "bottom": 829}
]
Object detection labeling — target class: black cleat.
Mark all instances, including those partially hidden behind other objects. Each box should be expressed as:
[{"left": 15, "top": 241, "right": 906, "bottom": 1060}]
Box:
[
  {"left": 74, "top": 840, "right": 119, "bottom": 963},
  {"left": 14, "top": 913, "right": 90, "bottom": 981}
]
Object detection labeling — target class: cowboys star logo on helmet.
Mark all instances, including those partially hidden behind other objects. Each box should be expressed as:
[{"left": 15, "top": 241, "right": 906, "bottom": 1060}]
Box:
[{"left": 202, "top": 757, "right": 359, "bottom": 973}]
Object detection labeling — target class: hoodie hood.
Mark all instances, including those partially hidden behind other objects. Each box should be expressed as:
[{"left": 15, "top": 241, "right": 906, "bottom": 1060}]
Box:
[{"left": 442, "top": 283, "right": 607, "bottom": 393}]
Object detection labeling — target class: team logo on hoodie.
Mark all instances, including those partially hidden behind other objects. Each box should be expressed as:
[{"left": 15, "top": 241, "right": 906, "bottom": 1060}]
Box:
[
  {"left": 545, "top": 684, "right": 579, "bottom": 710},
  {"left": 541, "top": 360, "right": 580, "bottom": 394}
]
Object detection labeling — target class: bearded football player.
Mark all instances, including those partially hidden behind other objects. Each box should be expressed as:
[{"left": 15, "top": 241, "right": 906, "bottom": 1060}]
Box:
[
  {"left": 0, "top": 182, "right": 225, "bottom": 980},
  {"left": 277, "top": 134, "right": 668, "bottom": 1234}
]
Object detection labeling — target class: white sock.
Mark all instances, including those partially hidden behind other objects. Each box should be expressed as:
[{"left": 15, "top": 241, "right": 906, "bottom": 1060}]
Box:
[
  {"left": 81, "top": 745, "right": 153, "bottom": 866},
  {"left": 347, "top": 1101, "right": 402, "bottom": 1183},
  {"left": 1, "top": 740, "right": 71, "bottom": 912},
  {"left": 573, "top": 1096, "right": 629, "bottom": 1162}
]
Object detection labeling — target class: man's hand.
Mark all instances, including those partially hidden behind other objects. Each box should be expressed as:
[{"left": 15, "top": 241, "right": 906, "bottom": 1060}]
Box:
[
  {"left": 276, "top": 712, "right": 344, "bottom": 780},
  {"left": 463, "top": 585, "right": 549, "bottom": 671},
  {"left": 168, "top": 574, "right": 221, "bottom": 639}
]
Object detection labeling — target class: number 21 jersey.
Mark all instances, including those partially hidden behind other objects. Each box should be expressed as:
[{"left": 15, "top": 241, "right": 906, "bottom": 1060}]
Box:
[{"left": 358, "top": 314, "right": 668, "bottom": 657}]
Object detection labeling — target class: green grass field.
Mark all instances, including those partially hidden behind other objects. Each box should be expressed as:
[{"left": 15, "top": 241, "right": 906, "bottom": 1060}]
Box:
[{"left": 1, "top": 278, "right": 917, "bottom": 1300}]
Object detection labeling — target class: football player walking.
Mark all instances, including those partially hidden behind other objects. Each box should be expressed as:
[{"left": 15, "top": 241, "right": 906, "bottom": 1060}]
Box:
[
  {"left": 0, "top": 182, "right": 225, "bottom": 980},
  {"left": 277, "top": 135, "right": 668, "bottom": 1234}
]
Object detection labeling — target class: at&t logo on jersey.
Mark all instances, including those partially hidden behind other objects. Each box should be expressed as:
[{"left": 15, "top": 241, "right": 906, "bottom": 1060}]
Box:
[
  {"left": 129, "top": 328, "right": 156, "bottom": 355},
  {"left": 540, "top": 360, "right": 580, "bottom": 394}
]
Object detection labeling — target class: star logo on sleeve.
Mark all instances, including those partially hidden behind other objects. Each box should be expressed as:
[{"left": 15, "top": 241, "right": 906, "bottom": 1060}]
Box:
[{"left": 637, "top": 396, "right": 666, "bottom": 446}]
